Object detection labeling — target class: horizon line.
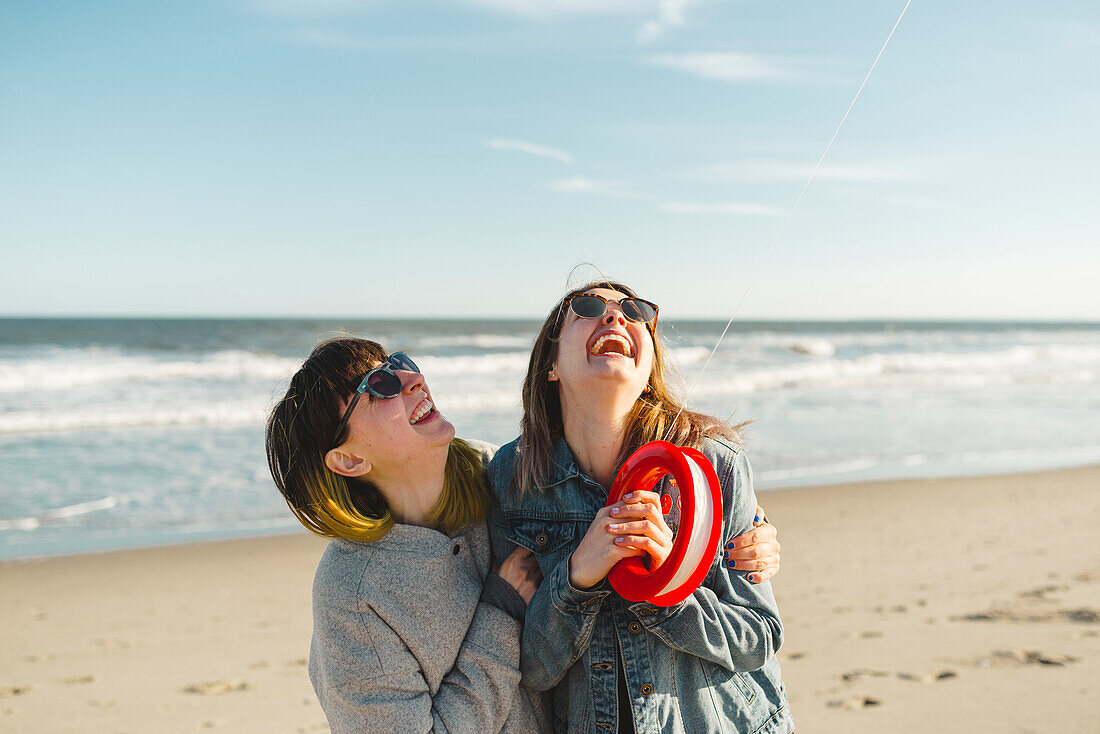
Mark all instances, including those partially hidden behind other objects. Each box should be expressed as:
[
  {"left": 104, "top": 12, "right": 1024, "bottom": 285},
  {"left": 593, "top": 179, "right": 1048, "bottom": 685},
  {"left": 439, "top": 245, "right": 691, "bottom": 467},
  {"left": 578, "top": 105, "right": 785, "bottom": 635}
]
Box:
[{"left": 2, "top": 313, "right": 1099, "bottom": 325}]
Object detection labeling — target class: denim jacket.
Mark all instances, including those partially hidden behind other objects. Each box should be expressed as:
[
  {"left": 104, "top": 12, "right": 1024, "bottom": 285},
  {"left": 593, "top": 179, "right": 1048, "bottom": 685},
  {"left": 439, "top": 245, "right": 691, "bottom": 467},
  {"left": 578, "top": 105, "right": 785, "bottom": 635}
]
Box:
[{"left": 487, "top": 435, "right": 794, "bottom": 734}]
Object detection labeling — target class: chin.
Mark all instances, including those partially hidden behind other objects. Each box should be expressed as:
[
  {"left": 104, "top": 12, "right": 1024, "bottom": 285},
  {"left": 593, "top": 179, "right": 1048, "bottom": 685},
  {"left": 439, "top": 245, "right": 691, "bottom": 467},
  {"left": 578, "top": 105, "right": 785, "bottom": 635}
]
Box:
[{"left": 437, "top": 417, "right": 457, "bottom": 442}]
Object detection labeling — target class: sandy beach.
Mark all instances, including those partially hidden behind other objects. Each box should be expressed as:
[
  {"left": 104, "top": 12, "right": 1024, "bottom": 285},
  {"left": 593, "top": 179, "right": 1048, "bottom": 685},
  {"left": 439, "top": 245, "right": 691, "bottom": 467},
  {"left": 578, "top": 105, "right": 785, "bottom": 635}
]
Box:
[{"left": 2, "top": 465, "right": 1097, "bottom": 733}]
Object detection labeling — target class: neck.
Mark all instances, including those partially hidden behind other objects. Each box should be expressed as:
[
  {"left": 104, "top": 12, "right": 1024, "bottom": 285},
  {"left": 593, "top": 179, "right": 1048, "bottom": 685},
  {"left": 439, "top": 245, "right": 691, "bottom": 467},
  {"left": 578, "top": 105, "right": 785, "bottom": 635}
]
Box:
[
  {"left": 370, "top": 445, "right": 449, "bottom": 529},
  {"left": 558, "top": 382, "right": 638, "bottom": 489}
]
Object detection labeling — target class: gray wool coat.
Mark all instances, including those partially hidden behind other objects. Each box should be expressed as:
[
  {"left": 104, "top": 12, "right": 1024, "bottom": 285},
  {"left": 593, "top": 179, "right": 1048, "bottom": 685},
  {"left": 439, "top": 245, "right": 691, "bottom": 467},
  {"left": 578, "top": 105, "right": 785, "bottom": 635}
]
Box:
[{"left": 308, "top": 445, "right": 550, "bottom": 734}]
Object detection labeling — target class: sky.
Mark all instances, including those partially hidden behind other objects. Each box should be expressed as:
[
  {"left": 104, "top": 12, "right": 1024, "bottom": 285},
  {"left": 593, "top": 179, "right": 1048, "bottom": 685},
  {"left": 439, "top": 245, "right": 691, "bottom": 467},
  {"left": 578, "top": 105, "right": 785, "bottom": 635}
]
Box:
[{"left": 1, "top": 0, "right": 1098, "bottom": 320}]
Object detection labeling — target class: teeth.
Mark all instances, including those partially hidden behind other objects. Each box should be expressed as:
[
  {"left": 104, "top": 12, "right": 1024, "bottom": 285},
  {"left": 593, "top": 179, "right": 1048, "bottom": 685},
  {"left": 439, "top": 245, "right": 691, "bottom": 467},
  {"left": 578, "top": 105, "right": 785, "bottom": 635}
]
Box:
[
  {"left": 590, "top": 333, "right": 633, "bottom": 357},
  {"left": 410, "top": 400, "right": 434, "bottom": 425}
]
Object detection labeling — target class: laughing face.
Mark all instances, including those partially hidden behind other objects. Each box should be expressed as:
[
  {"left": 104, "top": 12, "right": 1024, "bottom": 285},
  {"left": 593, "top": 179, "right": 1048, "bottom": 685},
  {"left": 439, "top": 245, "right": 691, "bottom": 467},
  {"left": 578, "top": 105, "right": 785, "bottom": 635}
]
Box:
[
  {"left": 332, "top": 361, "right": 456, "bottom": 478},
  {"left": 551, "top": 287, "right": 655, "bottom": 402}
]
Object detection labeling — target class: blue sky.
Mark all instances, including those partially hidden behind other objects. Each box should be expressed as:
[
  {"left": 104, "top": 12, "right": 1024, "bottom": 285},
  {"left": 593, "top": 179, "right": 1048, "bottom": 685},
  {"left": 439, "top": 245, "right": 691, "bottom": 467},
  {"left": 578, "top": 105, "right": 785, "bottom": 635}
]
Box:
[{"left": 1, "top": 0, "right": 1097, "bottom": 319}]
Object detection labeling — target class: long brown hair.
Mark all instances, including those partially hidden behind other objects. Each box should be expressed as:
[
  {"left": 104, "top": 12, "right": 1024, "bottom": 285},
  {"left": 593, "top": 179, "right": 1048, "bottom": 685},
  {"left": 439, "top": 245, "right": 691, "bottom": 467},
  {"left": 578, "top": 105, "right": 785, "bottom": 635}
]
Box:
[
  {"left": 266, "top": 337, "right": 489, "bottom": 541},
  {"left": 515, "top": 280, "right": 744, "bottom": 494}
]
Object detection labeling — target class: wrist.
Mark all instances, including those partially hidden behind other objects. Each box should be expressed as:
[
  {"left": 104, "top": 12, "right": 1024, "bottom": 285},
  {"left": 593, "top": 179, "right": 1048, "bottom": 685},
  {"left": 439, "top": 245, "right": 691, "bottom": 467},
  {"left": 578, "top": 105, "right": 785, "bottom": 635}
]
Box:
[{"left": 568, "top": 552, "right": 595, "bottom": 590}]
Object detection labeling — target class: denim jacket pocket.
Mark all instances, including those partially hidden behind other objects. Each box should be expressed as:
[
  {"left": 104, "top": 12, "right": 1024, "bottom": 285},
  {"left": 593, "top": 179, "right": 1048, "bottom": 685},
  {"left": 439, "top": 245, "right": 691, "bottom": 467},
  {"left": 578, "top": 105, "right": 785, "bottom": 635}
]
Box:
[
  {"left": 731, "top": 671, "right": 757, "bottom": 706},
  {"left": 506, "top": 517, "right": 576, "bottom": 556}
]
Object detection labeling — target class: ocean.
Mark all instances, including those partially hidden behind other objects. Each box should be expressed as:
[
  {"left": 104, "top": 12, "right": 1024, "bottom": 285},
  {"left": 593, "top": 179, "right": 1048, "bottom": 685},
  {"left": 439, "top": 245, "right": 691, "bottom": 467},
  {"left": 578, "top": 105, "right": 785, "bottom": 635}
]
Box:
[{"left": 2, "top": 318, "right": 1098, "bottom": 560}]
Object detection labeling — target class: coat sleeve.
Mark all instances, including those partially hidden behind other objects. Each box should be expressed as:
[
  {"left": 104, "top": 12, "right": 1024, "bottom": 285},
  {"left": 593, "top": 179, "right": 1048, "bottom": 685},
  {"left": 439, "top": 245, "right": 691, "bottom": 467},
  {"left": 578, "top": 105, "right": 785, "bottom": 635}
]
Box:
[
  {"left": 638, "top": 444, "right": 784, "bottom": 673},
  {"left": 311, "top": 596, "right": 524, "bottom": 734}
]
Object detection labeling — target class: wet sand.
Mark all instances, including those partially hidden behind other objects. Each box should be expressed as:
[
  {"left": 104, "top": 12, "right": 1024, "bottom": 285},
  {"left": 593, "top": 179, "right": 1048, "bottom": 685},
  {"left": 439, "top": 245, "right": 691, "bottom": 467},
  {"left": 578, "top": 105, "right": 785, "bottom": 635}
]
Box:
[{"left": 2, "top": 465, "right": 1097, "bottom": 733}]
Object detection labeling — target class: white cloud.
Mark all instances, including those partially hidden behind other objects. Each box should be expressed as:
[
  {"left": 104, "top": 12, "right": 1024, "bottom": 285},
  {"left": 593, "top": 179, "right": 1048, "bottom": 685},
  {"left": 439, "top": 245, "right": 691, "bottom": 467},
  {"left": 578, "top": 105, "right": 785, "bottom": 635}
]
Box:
[
  {"left": 636, "top": 0, "right": 696, "bottom": 44},
  {"left": 249, "top": 0, "right": 376, "bottom": 15},
  {"left": 548, "top": 179, "right": 783, "bottom": 215},
  {"left": 457, "top": 0, "right": 661, "bottom": 18},
  {"left": 693, "top": 160, "right": 909, "bottom": 184},
  {"left": 549, "top": 177, "right": 655, "bottom": 200},
  {"left": 253, "top": 0, "right": 705, "bottom": 41},
  {"left": 1048, "top": 20, "right": 1100, "bottom": 49},
  {"left": 485, "top": 138, "right": 574, "bottom": 164},
  {"left": 647, "top": 52, "right": 798, "bottom": 83},
  {"left": 661, "top": 200, "right": 784, "bottom": 216},
  {"left": 283, "top": 27, "right": 362, "bottom": 47},
  {"left": 882, "top": 195, "right": 953, "bottom": 212}
]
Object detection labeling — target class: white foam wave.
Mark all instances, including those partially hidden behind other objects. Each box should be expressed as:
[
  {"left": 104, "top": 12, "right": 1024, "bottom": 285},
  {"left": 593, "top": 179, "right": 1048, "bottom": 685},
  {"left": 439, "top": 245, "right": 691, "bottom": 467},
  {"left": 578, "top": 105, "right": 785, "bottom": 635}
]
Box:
[
  {"left": 0, "top": 495, "right": 119, "bottom": 531},
  {"left": 0, "top": 401, "right": 266, "bottom": 435},
  {"left": 668, "top": 347, "right": 711, "bottom": 366},
  {"left": 757, "top": 457, "right": 901, "bottom": 482},
  {"left": 683, "top": 328, "right": 1100, "bottom": 356},
  {"left": 436, "top": 390, "right": 522, "bottom": 413},
  {"left": 415, "top": 352, "right": 530, "bottom": 376},
  {"left": 756, "top": 446, "right": 1100, "bottom": 486},
  {"left": 696, "top": 346, "right": 1100, "bottom": 395},
  {"left": 0, "top": 350, "right": 300, "bottom": 393},
  {"left": 416, "top": 335, "right": 532, "bottom": 349},
  {"left": 784, "top": 338, "right": 835, "bottom": 357}
]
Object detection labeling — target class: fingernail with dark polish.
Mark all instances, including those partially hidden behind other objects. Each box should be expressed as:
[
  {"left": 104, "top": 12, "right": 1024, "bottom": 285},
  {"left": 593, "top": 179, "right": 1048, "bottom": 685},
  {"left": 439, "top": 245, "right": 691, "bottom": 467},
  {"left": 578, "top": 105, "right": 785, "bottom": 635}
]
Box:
[
  {"left": 727, "top": 560, "right": 736, "bottom": 568},
  {"left": 748, "top": 574, "right": 756, "bottom": 582},
  {"left": 754, "top": 515, "right": 760, "bottom": 523}
]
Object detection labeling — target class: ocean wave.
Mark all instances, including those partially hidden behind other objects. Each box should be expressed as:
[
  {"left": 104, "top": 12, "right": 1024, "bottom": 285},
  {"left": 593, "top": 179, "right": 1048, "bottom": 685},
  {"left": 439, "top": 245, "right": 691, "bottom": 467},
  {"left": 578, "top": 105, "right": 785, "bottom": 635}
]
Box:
[
  {"left": 0, "top": 495, "right": 120, "bottom": 531},
  {"left": 668, "top": 347, "right": 711, "bottom": 366},
  {"left": 694, "top": 346, "right": 1100, "bottom": 395},
  {"left": 415, "top": 335, "right": 533, "bottom": 349},
  {"left": 675, "top": 329, "right": 1100, "bottom": 356},
  {"left": 435, "top": 389, "right": 522, "bottom": 413},
  {"left": 0, "top": 349, "right": 300, "bottom": 393},
  {"left": 415, "top": 352, "right": 530, "bottom": 376},
  {"left": 755, "top": 445, "right": 1100, "bottom": 486},
  {"left": 758, "top": 457, "right": 902, "bottom": 482},
  {"left": 0, "top": 390, "right": 521, "bottom": 435},
  {"left": 0, "top": 401, "right": 266, "bottom": 435},
  {"left": 783, "top": 338, "right": 835, "bottom": 357}
]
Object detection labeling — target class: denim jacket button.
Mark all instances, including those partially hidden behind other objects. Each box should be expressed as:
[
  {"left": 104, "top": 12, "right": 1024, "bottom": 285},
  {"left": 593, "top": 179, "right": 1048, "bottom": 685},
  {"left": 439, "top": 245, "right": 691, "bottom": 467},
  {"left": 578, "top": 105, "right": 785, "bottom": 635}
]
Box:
[
  {"left": 640, "top": 683, "right": 654, "bottom": 696},
  {"left": 534, "top": 531, "right": 549, "bottom": 547},
  {"left": 628, "top": 621, "right": 642, "bottom": 634}
]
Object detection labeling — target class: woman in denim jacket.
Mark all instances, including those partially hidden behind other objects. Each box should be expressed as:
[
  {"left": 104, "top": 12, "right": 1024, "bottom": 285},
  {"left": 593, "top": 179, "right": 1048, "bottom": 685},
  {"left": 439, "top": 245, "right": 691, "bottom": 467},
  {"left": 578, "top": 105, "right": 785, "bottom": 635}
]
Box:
[{"left": 488, "top": 281, "right": 795, "bottom": 734}]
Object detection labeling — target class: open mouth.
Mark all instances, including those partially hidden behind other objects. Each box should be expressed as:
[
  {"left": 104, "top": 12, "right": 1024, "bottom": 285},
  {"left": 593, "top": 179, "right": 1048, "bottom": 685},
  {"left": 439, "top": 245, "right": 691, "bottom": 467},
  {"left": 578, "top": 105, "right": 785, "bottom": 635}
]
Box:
[
  {"left": 410, "top": 398, "right": 436, "bottom": 425},
  {"left": 589, "top": 332, "right": 634, "bottom": 358}
]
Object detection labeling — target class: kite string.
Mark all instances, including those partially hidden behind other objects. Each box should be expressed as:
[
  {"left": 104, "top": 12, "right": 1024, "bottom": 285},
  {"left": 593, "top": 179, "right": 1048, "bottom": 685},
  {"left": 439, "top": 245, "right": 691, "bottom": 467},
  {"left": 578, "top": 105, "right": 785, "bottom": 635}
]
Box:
[{"left": 662, "top": 0, "right": 913, "bottom": 441}]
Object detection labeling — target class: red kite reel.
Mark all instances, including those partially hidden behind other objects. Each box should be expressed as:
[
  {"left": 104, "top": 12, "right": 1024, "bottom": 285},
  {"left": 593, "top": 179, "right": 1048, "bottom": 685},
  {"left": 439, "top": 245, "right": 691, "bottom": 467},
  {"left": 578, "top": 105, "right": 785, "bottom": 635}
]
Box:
[{"left": 606, "top": 440, "right": 723, "bottom": 606}]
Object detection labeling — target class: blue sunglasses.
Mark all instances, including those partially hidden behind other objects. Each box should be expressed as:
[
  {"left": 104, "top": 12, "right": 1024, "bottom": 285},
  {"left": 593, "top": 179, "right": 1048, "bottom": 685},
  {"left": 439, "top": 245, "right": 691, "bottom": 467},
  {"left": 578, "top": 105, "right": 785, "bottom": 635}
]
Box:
[{"left": 331, "top": 352, "right": 420, "bottom": 446}]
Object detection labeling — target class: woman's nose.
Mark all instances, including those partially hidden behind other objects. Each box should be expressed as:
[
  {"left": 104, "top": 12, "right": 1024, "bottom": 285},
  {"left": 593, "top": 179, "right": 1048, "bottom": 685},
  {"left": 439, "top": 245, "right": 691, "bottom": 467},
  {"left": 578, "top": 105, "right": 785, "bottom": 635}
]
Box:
[
  {"left": 400, "top": 370, "right": 425, "bottom": 394},
  {"left": 601, "top": 307, "right": 627, "bottom": 326}
]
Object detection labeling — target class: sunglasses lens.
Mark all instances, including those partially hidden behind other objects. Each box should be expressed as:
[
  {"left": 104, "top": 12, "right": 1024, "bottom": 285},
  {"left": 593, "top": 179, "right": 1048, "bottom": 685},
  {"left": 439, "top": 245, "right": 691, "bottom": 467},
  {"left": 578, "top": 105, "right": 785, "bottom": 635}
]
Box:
[
  {"left": 621, "top": 299, "right": 657, "bottom": 324},
  {"left": 569, "top": 295, "right": 607, "bottom": 319},
  {"left": 389, "top": 352, "right": 419, "bottom": 373},
  {"left": 365, "top": 369, "right": 402, "bottom": 398}
]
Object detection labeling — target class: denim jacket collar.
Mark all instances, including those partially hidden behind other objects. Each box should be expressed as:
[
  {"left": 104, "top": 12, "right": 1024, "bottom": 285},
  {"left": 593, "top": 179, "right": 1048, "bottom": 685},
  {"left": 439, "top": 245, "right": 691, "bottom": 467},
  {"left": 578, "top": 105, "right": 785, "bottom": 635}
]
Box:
[{"left": 539, "top": 436, "right": 585, "bottom": 490}]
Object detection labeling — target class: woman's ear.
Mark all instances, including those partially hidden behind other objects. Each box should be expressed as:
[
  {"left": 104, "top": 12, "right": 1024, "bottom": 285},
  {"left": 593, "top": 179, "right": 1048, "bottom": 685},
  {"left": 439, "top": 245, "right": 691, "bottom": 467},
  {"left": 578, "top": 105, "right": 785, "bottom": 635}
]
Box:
[{"left": 325, "top": 448, "right": 372, "bottom": 478}]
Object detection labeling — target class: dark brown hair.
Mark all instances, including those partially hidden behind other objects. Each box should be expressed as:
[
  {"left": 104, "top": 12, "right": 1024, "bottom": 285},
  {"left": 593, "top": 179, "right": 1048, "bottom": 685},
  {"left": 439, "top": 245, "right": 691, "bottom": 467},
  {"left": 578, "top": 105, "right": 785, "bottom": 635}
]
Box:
[
  {"left": 266, "top": 337, "right": 489, "bottom": 541},
  {"left": 515, "top": 280, "right": 744, "bottom": 494}
]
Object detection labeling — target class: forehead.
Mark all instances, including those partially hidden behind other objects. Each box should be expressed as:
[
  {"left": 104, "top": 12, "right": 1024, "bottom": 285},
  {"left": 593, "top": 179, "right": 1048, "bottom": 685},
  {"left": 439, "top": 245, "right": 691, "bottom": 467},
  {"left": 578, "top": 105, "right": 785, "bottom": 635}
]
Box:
[{"left": 580, "top": 287, "right": 629, "bottom": 300}]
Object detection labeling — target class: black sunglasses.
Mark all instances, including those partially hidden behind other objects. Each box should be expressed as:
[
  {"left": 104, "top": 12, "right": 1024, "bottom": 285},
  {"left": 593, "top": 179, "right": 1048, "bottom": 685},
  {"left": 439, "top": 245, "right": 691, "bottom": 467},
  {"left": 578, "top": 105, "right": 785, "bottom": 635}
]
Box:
[
  {"left": 331, "top": 352, "right": 420, "bottom": 447},
  {"left": 562, "top": 293, "right": 659, "bottom": 325}
]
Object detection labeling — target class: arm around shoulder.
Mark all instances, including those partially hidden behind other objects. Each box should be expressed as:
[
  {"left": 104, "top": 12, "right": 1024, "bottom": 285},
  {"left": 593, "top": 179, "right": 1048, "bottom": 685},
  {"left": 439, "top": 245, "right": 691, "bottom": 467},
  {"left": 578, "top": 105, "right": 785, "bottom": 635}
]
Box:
[
  {"left": 642, "top": 441, "right": 784, "bottom": 672},
  {"left": 310, "top": 551, "right": 524, "bottom": 734}
]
